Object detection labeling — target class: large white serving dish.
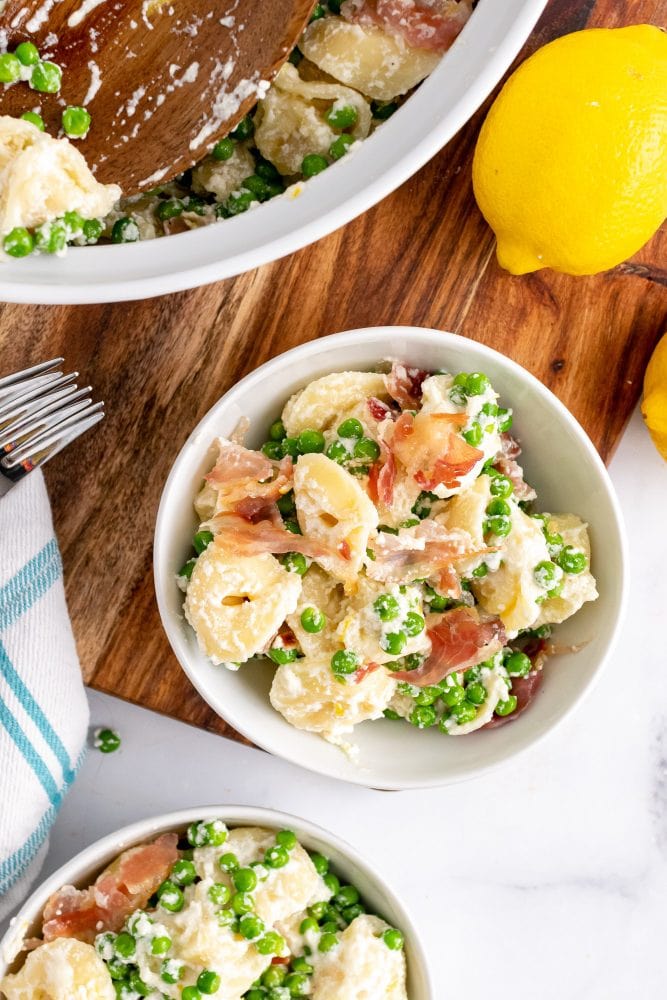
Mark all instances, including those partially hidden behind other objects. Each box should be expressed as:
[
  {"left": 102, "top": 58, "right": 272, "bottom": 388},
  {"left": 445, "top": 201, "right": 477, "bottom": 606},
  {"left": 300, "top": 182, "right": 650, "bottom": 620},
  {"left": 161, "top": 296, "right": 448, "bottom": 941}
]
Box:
[
  {"left": 0, "top": 0, "right": 548, "bottom": 304},
  {"left": 154, "top": 326, "right": 628, "bottom": 790}
]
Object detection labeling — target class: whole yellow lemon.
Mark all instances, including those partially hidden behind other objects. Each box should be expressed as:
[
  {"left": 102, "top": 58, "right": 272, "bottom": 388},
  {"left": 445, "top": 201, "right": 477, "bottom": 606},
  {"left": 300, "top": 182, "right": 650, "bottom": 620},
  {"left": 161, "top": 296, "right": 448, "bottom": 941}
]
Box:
[
  {"left": 642, "top": 333, "right": 667, "bottom": 461},
  {"left": 472, "top": 25, "right": 667, "bottom": 276}
]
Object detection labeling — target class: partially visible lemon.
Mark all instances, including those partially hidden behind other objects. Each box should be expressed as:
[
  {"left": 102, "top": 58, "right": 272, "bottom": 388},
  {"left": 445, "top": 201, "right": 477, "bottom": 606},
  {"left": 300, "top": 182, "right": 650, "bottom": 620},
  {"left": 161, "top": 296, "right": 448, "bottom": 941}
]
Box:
[
  {"left": 472, "top": 25, "right": 667, "bottom": 276},
  {"left": 642, "top": 333, "right": 667, "bottom": 461}
]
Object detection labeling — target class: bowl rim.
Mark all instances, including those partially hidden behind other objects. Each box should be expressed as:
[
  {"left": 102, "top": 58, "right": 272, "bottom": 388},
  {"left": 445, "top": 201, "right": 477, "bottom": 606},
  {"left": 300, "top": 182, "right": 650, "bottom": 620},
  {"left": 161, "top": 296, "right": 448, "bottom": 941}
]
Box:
[
  {"left": 154, "top": 325, "right": 629, "bottom": 790},
  {"left": 0, "top": 804, "right": 433, "bottom": 997},
  {"left": 0, "top": 0, "right": 549, "bottom": 304}
]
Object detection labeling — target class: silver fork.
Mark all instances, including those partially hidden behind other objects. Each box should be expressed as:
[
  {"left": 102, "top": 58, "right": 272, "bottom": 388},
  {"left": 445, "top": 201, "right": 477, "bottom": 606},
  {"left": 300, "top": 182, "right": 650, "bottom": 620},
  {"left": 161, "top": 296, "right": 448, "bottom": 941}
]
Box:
[{"left": 0, "top": 359, "right": 104, "bottom": 495}]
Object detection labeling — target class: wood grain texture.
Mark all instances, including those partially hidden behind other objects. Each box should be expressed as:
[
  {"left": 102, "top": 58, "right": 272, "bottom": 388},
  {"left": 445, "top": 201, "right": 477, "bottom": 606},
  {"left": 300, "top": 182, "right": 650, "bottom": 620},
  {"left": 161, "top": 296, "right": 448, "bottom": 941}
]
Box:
[
  {"left": 0, "top": 0, "right": 316, "bottom": 194},
  {"left": 0, "top": 0, "right": 665, "bottom": 742}
]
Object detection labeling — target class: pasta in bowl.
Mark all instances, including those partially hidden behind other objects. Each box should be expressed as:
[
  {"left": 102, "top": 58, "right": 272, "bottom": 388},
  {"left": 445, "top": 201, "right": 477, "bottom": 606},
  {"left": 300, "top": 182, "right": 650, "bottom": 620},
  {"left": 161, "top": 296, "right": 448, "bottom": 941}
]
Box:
[
  {"left": 154, "top": 328, "right": 626, "bottom": 789},
  {"left": 0, "top": 807, "right": 431, "bottom": 1000}
]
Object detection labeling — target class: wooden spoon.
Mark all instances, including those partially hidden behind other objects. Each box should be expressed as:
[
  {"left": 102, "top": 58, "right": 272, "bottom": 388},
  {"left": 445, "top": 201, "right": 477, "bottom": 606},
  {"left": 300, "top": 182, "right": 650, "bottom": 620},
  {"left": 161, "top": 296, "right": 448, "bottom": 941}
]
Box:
[{"left": 0, "top": 0, "right": 316, "bottom": 196}]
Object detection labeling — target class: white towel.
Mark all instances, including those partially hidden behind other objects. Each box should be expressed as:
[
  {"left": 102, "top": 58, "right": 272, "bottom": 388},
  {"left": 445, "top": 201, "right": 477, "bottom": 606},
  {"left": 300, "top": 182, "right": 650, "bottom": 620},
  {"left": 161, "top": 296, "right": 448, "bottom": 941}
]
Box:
[{"left": 0, "top": 472, "right": 88, "bottom": 918}]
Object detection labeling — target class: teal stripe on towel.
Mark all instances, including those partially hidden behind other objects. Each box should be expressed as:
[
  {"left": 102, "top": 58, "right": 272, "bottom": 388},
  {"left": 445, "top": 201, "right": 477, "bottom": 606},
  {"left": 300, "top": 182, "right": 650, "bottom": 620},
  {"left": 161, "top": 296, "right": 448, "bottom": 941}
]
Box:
[
  {"left": 0, "top": 640, "right": 75, "bottom": 784},
  {"left": 0, "top": 694, "right": 61, "bottom": 805},
  {"left": 0, "top": 538, "right": 62, "bottom": 633}
]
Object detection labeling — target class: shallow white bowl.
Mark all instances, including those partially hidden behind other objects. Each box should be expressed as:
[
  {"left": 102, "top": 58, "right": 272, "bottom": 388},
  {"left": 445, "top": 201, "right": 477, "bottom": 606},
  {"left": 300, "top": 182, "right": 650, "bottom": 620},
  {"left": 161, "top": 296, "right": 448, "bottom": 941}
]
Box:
[
  {"left": 0, "top": 805, "right": 432, "bottom": 999},
  {"left": 0, "top": 0, "right": 547, "bottom": 304},
  {"left": 154, "top": 326, "right": 628, "bottom": 790}
]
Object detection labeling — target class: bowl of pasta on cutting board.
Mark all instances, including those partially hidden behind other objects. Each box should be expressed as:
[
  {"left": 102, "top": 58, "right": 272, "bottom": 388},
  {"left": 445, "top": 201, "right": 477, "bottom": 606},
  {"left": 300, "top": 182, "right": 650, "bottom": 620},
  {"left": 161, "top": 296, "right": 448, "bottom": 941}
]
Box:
[
  {"left": 0, "top": 0, "right": 548, "bottom": 303},
  {"left": 154, "top": 327, "right": 627, "bottom": 790}
]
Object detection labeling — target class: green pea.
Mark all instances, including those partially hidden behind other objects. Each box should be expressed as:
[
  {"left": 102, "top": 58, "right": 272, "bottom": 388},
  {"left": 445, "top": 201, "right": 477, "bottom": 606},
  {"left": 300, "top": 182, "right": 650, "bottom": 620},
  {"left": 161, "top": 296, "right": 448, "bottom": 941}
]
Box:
[
  {"left": 233, "top": 866, "right": 257, "bottom": 892},
  {"left": 371, "top": 100, "right": 398, "bottom": 120},
  {"left": 400, "top": 518, "right": 421, "bottom": 528},
  {"left": 242, "top": 174, "right": 270, "bottom": 200},
  {"left": 276, "top": 829, "right": 297, "bottom": 850},
  {"left": 161, "top": 959, "right": 184, "bottom": 984},
  {"left": 490, "top": 475, "right": 513, "bottom": 498},
  {"left": 329, "top": 133, "right": 354, "bottom": 160},
  {"left": 276, "top": 492, "right": 296, "bottom": 517},
  {"left": 486, "top": 498, "right": 511, "bottom": 517},
  {"left": 494, "top": 409, "right": 511, "bottom": 434},
  {"left": 225, "top": 190, "right": 254, "bottom": 215},
  {"left": 239, "top": 914, "right": 265, "bottom": 940},
  {"left": 331, "top": 649, "right": 359, "bottom": 676},
  {"left": 246, "top": 991, "right": 265, "bottom": 1000},
  {"left": 471, "top": 562, "right": 489, "bottom": 579},
  {"left": 441, "top": 683, "right": 465, "bottom": 708},
  {"left": 463, "top": 422, "right": 483, "bottom": 447},
  {"left": 338, "top": 417, "right": 363, "bottom": 439},
  {"left": 263, "top": 965, "right": 287, "bottom": 987},
  {"left": 256, "top": 930, "right": 285, "bottom": 954},
  {"left": 261, "top": 441, "right": 283, "bottom": 461},
  {"left": 485, "top": 515, "right": 512, "bottom": 538},
  {"left": 282, "top": 552, "right": 308, "bottom": 575},
  {"left": 31, "top": 60, "right": 62, "bottom": 93},
  {"left": 231, "top": 891, "right": 254, "bottom": 915},
  {"left": 280, "top": 436, "right": 299, "bottom": 458},
  {"left": 309, "top": 852, "right": 329, "bottom": 876},
  {"left": 208, "top": 882, "right": 231, "bottom": 906},
  {"left": 106, "top": 958, "right": 127, "bottom": 980},
  {"left": 354, "top": 437, "right": 380, "bottom": 461},
  {"left": 21, "top": 111, "right": 45, "bottom": 131},
  {"left": 326, "top": 440, "right": 349, "bottom": 463},
  {"left": 268, "top": 418, "right": 286, "bottom": 441},
  {"left": 267, "top": 646, "right": 299, "bottom": 665},
  {"left": 151, "top": 935, "right": 171, "bottom": 954},
  {"left": 157, "top": 198, "right": 185, "bottom": 221},
  {"left": 449, "top": 384, "right": 468, "bottom": 406},
  {"left": 193, "top": 529, "right": 214, "bottom": 554},
  {"left": 481, "top": 401, "right": 499, "bottom": 417},
  {"left": 505, "top": 651, "right": 531, "bottom": 677},
  {"left": 323, "top": 872, "right": 340, "bottom": 894},
  {"left": 216, "top": 908, "right": 235, "bottom": 927},
  {"left": 187, "top": 819, "right": 227, "bottom": 846},
  {"left": 318, "top": 932, "right": 339, "bottom": 953},
  {"left": 62, "top": 105, "right": 91, "bottom": 138},
  {"left": 94, "top": 727, "right": 121, "bottom": 753},
  {"left": 466, "top": 682, "right": 487, "bottom": 705},
  {"left": 334, "top": 885, "right": 360, "bottom": 908},
  {"left": 381, "top": 631, "right": 407, "bottom": 656},
  {"left": 171, "top": 858, "right": 197, "bottom": 885},
  {"left": 495, "top": 695, "right": 518, "bottom": 716},
  {"left": 284, "top": 972, "right": 310, "bottom": 995},
  {"left": 113, "top": 931, "right": 135, "bottom": 959},
  {"left": 296, "top": 428, "right": 325, "bottom": 454},
  {"left": 383, "top": 928, "right": 405, "bottom": 950},
  {"left": 414, "top": 685, "right": 441, "bottom": 706},
  {"left": 218, "top": 851, "right": 240, "bottom": 872},
  {"left": 533, "top": 560, "right": 562, "bottom": 591},
  {"left": 466, "top": 372, "right": 490, "bottom": 396},
  {"left": 82, "top": 218, "right": 104, "bottom": 242},
  {"left": 426, "top": 589, "right": 450, "bottom": 611},
  {"left": 301, "top": 606, "right": 326, "bottom": 633},
  {"left": 256, "top": 157, "right": 281, "bottom": 181},
  {"left": 212, "top": 136, "right": 235, "bottom": 161},
  {"left": 310, "top": 2, "right": 326, "bottom": 20},
  {"left": 302, "top": 153, "right": 329, "bottom": 177},
  {"left": 326, "top": 103, "right": 358, "bottom": 130},
  {"left": 451, "top": 702, "right": 477, "bottom": 724},
  {"left": 410, "top": 705, "right": 436, "bottom": 728},
  {"left": 0, "top": 53, "right": 21, "bottom": 83},
  {"left": 16, "top": 41, "right": 40, "bottom": 66},
  {"left": 342, "top": 902, "right": 365, "bottom": 922},
  {"left": 373, "top": 594, "right": 400, "bottom": 621},
  {"left": 157, "top": 880, "right": 184, "bottom": 912},
  {"left": 299, "top": 916, "right": 319, "bottom": 935},
  {"left": 62, "top": 211, "right": 85, "bottom": 234},
  {"left": 129, "top": 971, "right": 151, "bottom": 996},
  {"left": 111, "top": 217, "right": 139, "bottom": 243},
  {"left": 556, "top": 545, "right": 587, "bottom": 574},
  {"left": 182, "top": 988, "right": 201, "bottom": 1000},
  {"left": 464, "top": 666, "right": 481, "bottom": 684},
  {"left": 196, "top": 971, "right": 221, "bottom": 994},
  {"left": 265, "top": 844, "right": 290, "bottom": 868},
  {"left": 403, "top": 612, "right": 425, "bottom": 637},
  {"left": 231, "top": 115, "right": 255, "bottom": 140}
]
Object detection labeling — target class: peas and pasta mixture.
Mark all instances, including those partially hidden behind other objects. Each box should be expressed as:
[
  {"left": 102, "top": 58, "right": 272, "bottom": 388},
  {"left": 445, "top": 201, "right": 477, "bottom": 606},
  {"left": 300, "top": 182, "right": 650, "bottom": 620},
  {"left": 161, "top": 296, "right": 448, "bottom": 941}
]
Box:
[
  {"left": 0, "top": 820, "right": 408, "bottom": 1000},
  {"left": 180, "top": 362, "right": 598, "bottom": 751},
  {"left": 0, "top": 1, "right": 473, "bottom": 257}
]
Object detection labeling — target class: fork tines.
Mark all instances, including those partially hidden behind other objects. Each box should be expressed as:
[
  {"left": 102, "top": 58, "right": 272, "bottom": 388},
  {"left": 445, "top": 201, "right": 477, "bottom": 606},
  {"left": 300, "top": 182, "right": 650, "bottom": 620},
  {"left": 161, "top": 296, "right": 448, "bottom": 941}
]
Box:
[{"left": 0, "top": 358, "right": 104, "bottom": 481}]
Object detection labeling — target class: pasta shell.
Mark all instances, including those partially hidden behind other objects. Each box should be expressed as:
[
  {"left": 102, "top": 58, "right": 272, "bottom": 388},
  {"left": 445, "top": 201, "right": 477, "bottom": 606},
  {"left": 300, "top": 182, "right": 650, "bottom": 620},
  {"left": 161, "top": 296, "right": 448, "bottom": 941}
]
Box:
[
  {"left": 282, "top": 371, "right": 389, "bottom": 438},
  {"left": 0, "top": 938, "right": 115, "bottom": 1000}
]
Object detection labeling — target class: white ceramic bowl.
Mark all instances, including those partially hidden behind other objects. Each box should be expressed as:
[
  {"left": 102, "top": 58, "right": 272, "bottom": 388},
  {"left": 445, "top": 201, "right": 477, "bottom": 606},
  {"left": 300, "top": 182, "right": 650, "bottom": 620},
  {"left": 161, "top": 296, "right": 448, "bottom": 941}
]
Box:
[
  {"left": 0, "top": 0, "right": 547, "bottom": 304},
  {"left": 154, "top": 326, "right": 628, "bottom": 790},
  {"left": 0, "top": 805, "right": 432, "bottom": 998}
]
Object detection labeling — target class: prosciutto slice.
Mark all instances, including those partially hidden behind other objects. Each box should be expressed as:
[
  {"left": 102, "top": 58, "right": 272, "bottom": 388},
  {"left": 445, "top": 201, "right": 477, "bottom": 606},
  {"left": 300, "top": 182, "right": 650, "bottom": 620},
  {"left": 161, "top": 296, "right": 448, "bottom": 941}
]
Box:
[
  {"left": 384, "top": 362, "right": 430, "bottom": 410},
  {"left": 42, "top": 833, "right": 179, "bottom": 943},
  {"left": 493, "top": 433, "right": 536, "bottom": 502},
  {"left": 391, "top": 410, "right": 483, "bottom": 491},
  {"left": 342, "top": 0, "right": 472, "bottom": 52},
  {"left": 206, "top": 440, "right": 294, "bottom": 509},
  {"left": 484, "top": 670, "right": 543, "bottom": 729},
  {"left": 209, "top": 513, "right": 327, "bottom": 560},
  {"left": 366, "top": 520, "right": 483, "bottom": 586},
  {"left": 368, "top": 438, "right": 397, "bottom": 508},
  {"left": 390, "top": 607, "right": 505, "bottom": 686}
]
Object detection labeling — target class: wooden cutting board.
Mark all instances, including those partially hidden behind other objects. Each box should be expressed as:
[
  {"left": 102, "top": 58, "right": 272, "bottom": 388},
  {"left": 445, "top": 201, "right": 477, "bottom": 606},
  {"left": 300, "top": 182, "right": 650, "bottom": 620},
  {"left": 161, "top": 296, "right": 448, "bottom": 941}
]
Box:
[{"left": 0, "top": 0, "right": 664, "bottom": 745}]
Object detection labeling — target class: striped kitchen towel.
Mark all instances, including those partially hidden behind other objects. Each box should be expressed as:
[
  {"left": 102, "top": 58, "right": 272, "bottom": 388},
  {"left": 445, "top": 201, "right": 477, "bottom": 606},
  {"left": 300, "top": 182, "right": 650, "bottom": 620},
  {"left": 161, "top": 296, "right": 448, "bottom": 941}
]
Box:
[{"left": 0, "top": 472, "right": 88, "bottom": 917}]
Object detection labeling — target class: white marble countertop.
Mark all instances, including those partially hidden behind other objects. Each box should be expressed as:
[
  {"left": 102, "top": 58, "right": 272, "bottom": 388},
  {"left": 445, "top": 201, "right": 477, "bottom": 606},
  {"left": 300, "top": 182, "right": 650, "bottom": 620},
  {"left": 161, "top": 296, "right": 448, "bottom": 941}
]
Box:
[{"left": 4, "top": 407, "right": 666, "bottom": 998}]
